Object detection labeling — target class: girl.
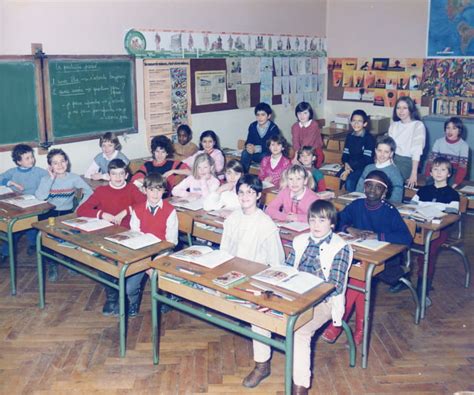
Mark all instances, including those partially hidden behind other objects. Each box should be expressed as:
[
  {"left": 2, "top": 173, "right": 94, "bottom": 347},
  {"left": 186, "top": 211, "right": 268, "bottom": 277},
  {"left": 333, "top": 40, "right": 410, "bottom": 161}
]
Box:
[
  {"left": 172, "top": 153, "right": 220, "bottom": 200},
  {"left": 297, "top": 146, "right": 326, "bottom": 192},
  {"left": 291, "top": 102, "right": 324, "bottom": 168},
  {"left": 173, "top": 124, "right": 198, "bottom": 162},
  {"left": 356, "top": 135, "right": 404, "bottom": 203},
  {"left": 203, "top": 159, "right": 243, "bottom": 215},
  {"left": 258, "top": 134, "right": 291, "bottom": 188},
  {"left": 388, "top": 96, "right": 426, "bottom": 188},
  {"left": 84, "top": 132, "right": 129, "bottom": 181},
  {"left": 265, "top": 164, "right": 319, "bottom": 222},
  {"left": 339, "top": 110, "right": 375, "bottom": 192},
  {"left": 132, "top": 135, "right": 188, "bottom": 190},
  {"left": 424, "top": 117, "right": 468, "bottom": 188},
  {"left": 322, "top": 170, "right": 412, "bottom": 345},
  {"left": 183, "top": 130, "right": 225, "bottom": 175}
]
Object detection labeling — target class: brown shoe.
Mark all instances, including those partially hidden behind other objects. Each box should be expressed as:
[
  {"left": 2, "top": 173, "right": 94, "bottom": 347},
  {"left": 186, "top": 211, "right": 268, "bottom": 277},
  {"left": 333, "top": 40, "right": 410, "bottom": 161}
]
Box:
[
  {"left": 242, "top": 361, "right": 271, "bottom": 388},
  {"left": 293, "top": 384, "right": 309, "bottom": 395}
]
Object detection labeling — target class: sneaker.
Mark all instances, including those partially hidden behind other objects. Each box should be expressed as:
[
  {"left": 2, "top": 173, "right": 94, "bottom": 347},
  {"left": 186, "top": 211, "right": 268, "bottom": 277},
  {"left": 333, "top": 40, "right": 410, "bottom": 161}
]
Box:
[
  {"left": 425, "top": 296, "right": 432, "bottom": 308},
  {"left": 128, "top": 302, "right": 140, "bottom": 317},
  {"left": 102, "top": 301, "right": 119, "bottom": 316},
  {"left": 48, "top": 265, "right": 59, "bottom": 282},
  {"left": 388, "top": 282, "right": 409, "bottom": 293}
]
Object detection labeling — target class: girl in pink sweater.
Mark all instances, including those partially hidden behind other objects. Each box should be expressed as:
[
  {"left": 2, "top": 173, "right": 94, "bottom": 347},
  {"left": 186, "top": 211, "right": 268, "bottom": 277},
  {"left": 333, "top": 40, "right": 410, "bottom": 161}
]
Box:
[
  {"left": 258, "top": 134, "right": 291, "bottom": 188},
  {"left": 183, "top": 130, "right": 225, "bottom": 175},
  {"left": 265, "top": 164, "right": 319, "bottom": 222}
]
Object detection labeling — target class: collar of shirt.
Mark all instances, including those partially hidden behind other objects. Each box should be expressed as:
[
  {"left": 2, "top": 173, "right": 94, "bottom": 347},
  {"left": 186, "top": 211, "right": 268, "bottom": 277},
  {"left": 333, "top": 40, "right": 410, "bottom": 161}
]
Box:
[
  {"left": 309, "top": 230, "right": 333, "bottom": 246},
  {"left": 290, "top": 187, "right": 306, "bottom": 201},
  {"left": 351, "top": 129, "right": 366, "bottom": 137},
  {"left": 445, "top": 136, "right": 461, "bottom": 144},
  {"left": 146, "top": 200, "right": 163, "bottom": 213},
  {"left": 270, "top": 154, "right": 282, "bottom": 168},
  {"left": 298, "top": 119, "right": 313, "bottom": 128},
  {"left": 109, "top": 181, "right": 128, "bottom": 190},
  {"left": 102, "top": 150, "right": 118, "bottom": 161},
  {"left": 376, "top": 160, "right": 392, "bottom": 169},
  {"left": 18, "top": 166, "right": 33, "bottom": 173},
  {"left": 256, "top": 121, "right": 270, "bottom": 137}
]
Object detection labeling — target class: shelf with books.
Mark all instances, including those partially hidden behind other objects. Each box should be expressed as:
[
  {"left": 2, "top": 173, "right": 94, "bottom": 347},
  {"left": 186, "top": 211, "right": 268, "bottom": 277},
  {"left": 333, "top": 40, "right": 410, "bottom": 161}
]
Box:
[{"left": 430, "top": 96, "right": 474, "bottom": 118}]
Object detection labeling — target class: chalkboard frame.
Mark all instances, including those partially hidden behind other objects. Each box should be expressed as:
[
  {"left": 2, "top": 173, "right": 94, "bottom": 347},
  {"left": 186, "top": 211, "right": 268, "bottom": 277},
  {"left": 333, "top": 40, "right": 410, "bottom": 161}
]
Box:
[{"left": 44, "top": 55, "right": 138, "bottom": 144}]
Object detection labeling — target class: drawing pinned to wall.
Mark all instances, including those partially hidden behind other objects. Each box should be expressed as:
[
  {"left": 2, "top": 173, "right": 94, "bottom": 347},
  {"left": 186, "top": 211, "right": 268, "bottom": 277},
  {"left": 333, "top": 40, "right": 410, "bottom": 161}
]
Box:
[
  {"left": 195, "top": 70, "right": 227, "bottom": 105},
  {"left": 274, "top": 57, "right": 282, "bottom": 76},
  {"left": 241, "top": 57, "right": 261, "bottom": 84},
  {"left": 236, "top": 84, "right": 251, "bottom": 109},
  {"left": 226, "top": 58, "right": 242, "bottom": 90}
]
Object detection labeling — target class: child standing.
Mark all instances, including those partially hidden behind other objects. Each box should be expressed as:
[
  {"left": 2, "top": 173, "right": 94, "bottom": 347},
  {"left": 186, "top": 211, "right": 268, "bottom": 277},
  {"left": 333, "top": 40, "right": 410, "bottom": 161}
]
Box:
[
  {"left": 266, "top": 164, "right": 319, "bottom": 222},
  {"left": 84, "top": 132, "right": 129, "bottom": 181},
  {"left": 424, "top": 117, "right": 469, "bottom": 188},
  {"left": 291, "top": 101, "right": 324, "bottom": 168},
  {"left": 412, "top": 157, "right": 460, "bottom": 306},
  {"left": 297, "top": 146, "right": 326, "bottom": 192},
  {"left": 241, "top": 103, "right": 280, "bottom": 172},
  {"left": 388, "top": 96, "right": 426, "bottom": 188},
  {"left": 356, "top": 136, "right": 404, "bottom": 203},
  {"left": 183, "top": 130, "right": 225, "bottom": 175},
  {"left": 172, "top": 153, "right": 220, "bottom": 200},
  {"left": 339, "top": 110, "right": 375, "bottom": 192},
  {"left": 173, "top": 124, "right": 198, "bottom": 162},
  {"left": 258, "top": 134, "right": 291, "bottom": 188},
  {"left": 203, "top": 159, "right": 243, "bottom": 215},
  {"left": 127, "top": 173, "right": 178, "bottom": 316}
]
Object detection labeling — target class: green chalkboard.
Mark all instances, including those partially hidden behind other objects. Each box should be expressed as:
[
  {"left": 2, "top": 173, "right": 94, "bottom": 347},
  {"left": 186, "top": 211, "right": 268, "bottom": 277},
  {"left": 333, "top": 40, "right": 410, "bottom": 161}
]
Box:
[
  {"left": 0, "top": 59, "right": 40, "bottom": 145},
  {"left": 48, "top": 57, "right": 137, "bottom": 138}
]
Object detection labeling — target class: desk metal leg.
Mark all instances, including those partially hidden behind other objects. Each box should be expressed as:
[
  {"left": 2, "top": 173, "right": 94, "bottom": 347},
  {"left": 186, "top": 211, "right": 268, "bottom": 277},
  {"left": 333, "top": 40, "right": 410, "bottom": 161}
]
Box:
[
  {"left": 151, "top": 270, "right": 160, "bottom": 365},
  {"left": 284, "top": 315, "right": 298, "bottom": 395},
  {"left": 421, "top": 230, "right": 434, "bottom": 319},
  {"left": 7, "top": 220, "right": 17, "bottom": 295},
  {"left": 362, "top": 263, "right": 375, "bottom": 369},
  {"left": 37, "top": 231, "right": 45, "bottom": 309},
  {"left": 119, "top": 265, "right": 128, "bottom": 358}
]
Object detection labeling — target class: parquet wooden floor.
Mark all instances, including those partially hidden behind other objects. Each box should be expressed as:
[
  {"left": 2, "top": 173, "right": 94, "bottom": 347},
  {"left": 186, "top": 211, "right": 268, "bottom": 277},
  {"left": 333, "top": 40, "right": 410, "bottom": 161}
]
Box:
[{"left": 0, "top": 216, "right": 473, "bottom": 395}]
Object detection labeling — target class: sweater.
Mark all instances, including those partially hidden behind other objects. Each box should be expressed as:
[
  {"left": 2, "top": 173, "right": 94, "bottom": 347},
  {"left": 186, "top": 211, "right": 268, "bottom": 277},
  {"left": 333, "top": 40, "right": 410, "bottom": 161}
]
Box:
[
  {"left": 356, "top": 163, "right": 404, "bottom": 203},
  {"left": 424, "top": 137, "right": 469, "bottom": 185},
  {"left": 0, "top": 166, "right": 48, "bottom": 195},
  {"left": 173, "top": 141, "right": 199, "bottom": 162},
  {"left": 310, "top": 167, "right": 327, "bottom": 192},
  {"left": 171, "top": 175, "right": 220, "bottom": 198},
  {"left": 131, "top": 159, "right": 188, "bottom": 189},
  {"left": 245, "top": 120, "right": 280, "bottom": 157},
  {"left": 76, "top": 182, "right": 146, "bottom": 228},
  {"left": 84, "top": 150, "right": 129, "bottom": 180},
  {"left": 183, "top": 149, "right": 225, "bottom": 174},
  {"left": 203, "top": 188, "right": 240, "bottom": 212},
  {"left": 35, "top": 173, "right": 93, "bottom": 211},
  {"left": 413, "top": 184, "right": 460, "bottom": 205},
  {"left": 291, "top": 120, "right": 325, "bottom": 168},
  {"left": 265, "top": 187, "right": 319, "bottom": 222},
  {"left": 388, "top": 120, "right": 426, "bottom": 161},
  {"left": 258, "top": 155, "right": 291, "bottom": 188},
  {"left": 338, "top": 198, "right": 413, "bottom": 245},
  {"left": 341, "top": 131, "right": 375, "bottom": 171}
]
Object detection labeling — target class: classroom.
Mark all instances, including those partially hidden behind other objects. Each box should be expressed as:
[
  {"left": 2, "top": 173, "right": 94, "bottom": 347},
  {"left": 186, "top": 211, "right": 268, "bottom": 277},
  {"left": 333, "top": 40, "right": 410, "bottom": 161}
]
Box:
[{"left": 0, "top": 1, "right": 473, "bottom": 394}]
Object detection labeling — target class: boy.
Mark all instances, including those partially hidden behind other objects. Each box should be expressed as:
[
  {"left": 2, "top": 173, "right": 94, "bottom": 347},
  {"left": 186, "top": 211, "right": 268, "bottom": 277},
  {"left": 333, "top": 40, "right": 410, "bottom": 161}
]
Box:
[
  {"left": 127, "top": 173, "right": 178, "bottom": 316},
  {"left": 297, "top": 146, "right": 326, "bottom": 192},
  {"left": 220, "top": 174, "right": 284, "bottom": 389},
  {"left": 240, "top": 103, "right": 280, "bottom": 172},
  {"left": 411, "top": 156, "right": 460, "bottom": 305},
  {"left": 0, "top": 144, "right": 47, "bottom": 259},
  {"left": 77, "top": 159, "right": 146, "bottom": 316}
]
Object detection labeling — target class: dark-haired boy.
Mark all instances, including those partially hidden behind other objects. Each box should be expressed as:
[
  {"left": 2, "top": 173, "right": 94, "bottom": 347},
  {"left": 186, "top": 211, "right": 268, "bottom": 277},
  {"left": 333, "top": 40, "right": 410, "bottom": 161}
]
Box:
[{"left": 240, "top": 103, "right": 280, "bottom": 172}]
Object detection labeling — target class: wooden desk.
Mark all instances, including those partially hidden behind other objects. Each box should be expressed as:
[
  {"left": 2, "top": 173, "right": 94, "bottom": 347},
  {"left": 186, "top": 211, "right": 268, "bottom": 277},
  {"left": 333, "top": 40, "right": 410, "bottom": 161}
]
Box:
[
  {"left": 0, "top": 196, "right": 52, "bottom": 295},
  {"left": 81, "top": 176, "right": 108, "bottom": 190},
  {"left": 33, "top": 214, "right": 174, "bottom": 357},
  {"left": 149, "top": 255, "right": 354, "bottom": 395},
  {"left": 457, "top": 180, "right": 474, "bottom": 210}
]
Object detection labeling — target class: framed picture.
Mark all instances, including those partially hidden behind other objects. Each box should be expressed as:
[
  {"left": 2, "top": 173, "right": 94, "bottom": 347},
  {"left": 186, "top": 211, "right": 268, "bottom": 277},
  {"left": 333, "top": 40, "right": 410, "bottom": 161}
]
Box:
[{"left": 372, "top": 58, "right": 389, "bottom": 71}]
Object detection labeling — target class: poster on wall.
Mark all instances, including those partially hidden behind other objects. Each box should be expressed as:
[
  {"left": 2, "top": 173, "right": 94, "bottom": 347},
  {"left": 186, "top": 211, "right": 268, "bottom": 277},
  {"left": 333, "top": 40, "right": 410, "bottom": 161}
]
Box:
[
  {"left": 427, "top": 0, "right": 474, "bottom": 57},
  {"left": 195, "top": 71, "right": 227, "bottom": 106}
]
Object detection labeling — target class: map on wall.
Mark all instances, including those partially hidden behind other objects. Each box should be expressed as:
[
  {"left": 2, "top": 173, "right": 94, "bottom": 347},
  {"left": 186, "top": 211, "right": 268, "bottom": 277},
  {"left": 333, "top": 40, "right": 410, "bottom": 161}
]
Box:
[{"left": 427, "top": 0, "right": 474, "bottom": 57}]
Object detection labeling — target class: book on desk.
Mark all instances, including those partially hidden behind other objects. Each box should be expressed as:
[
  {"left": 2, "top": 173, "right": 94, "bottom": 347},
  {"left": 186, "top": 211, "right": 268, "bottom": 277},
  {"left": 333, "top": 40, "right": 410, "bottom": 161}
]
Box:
[
  {"left": 62, "top": 216, "right": 113, "bottom": 232},
  {"left": 338, "top": 232, "right": 389, "bottom": 251},
  {"left": 105, "top": 230, "right": 161, "bottom": 250},
  {"left": 171, "top": 245, "right": 233, "bottom": 268},
  {"left": 2, "top": 194, "right": 46, "bottom": 208}
]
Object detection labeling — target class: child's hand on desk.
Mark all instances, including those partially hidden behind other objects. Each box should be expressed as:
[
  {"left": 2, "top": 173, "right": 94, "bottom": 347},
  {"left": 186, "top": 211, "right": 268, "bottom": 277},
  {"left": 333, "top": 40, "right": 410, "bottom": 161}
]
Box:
[
  {"left": 8, "top": 181, "right": 24, "bottom": 191},
  {"left": 347, "top": 227, "right": 376, "bottom": 240},
  {"left": 90, "top": 173, "right": 103, "bottom": 181},
  {"left": 113, "top": 210, "right": 127, "bottom": 225},
  {"left": 102, "top": 212, "right": 117, "bottom": 224}
]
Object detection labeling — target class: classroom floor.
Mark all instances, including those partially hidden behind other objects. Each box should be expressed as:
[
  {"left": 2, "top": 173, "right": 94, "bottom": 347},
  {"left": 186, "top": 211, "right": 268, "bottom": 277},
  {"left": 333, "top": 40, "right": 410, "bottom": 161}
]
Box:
[{"left": 0, "top": 217, "right": 473, "bottom": 395}]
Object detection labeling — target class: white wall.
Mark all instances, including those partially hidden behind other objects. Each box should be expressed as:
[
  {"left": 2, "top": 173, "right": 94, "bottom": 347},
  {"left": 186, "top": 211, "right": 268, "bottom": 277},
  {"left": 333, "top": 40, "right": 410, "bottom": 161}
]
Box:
[{"left": 0, "top": 0, "right": 326, "bottom": 173}]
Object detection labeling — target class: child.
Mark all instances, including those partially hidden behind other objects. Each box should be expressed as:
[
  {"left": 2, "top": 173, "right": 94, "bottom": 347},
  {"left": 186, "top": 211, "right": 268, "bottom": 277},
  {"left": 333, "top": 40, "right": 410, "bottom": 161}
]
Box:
[
  {"left": 132, "top": 135, "right": 189, "bottom": 190},
  {"left": 173, "top": 124, "right": 198, "bottom": 162},
  {"left": 84, "top": 132, "right": 129, "bottom": 181},
  {"left": 297, "top": 146, "right": 326, "bottom": 192},
  {"left": 36, "top": 149, "right": 93, "bottom": 281},
  {"left": 424, "top": 117, "right": 469, "bottom": 188},
  {"left": 183, "top": 130, "right": 225, "bottom": 175},
  {"left": 77, "top": 158, "right": 146, "bottom": 316},
  {"left": 220, "top": 174, "right": 284, "bottom": 389},
  {"left": 322, "top": 170, "right": 412, "bottom": 345},
  {"left": 203, "top": 159, "right": 243, "bottom": 215},
  {"left": 127, "top": 173, "right": 178, "bottom": 316},
  {"left": 388, "top": 96, "right": 426, "bottom": 188},
  {"left": 172, "top": 153, "right": 220, "bottom": 199},
  {"left": 265, "top": 164, "right": 319, "bottom": 222},
  {"left": 356, "top": 135, "right": 404, "bottom": 203},
  {"left": 258, "top": 134, "right": 291, "bottom": 188},
  {"left": 339, "top": 110, "right": 375, "bottom": 192},
  {"left": 412, "top": 157, "right": 460, "bottom": 306},
  {"left": 243, "top": 200, "right": 352, "bottom": 393},
  {"left": 0, "top": 144, "right": 48, "bottom": 259},
  {"left": 241, "top": 102, "right": 280, "bottom": 172},
  {"left": 291, "top": 101, "right": 324, "bottom": 168}
]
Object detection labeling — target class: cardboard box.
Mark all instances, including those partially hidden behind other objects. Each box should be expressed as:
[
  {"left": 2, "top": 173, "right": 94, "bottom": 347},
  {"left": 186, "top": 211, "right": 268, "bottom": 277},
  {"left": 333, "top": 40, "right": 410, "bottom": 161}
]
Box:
[{"left": 369, "top": 115, "right": 391, "bottom": 135}]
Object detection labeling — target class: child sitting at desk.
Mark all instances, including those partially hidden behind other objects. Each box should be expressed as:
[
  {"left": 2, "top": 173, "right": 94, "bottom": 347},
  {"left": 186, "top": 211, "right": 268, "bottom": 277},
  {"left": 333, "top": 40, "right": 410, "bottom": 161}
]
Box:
[
  {"left": 265, "top": 164, "right": 319, "bottom": 223},
  {"left": 132, "top": 135, "right": 189, "bottom": 191},
  {"left": 297, "top": 146, "right": 326, "bottom": 192},
  {"left": 203, "top": 159, "right": 243, "bottom": 215},
  {"left": 183, "top": 130, "right": 225, "bottom": 175},
  {"left": 173, "top": 124, "right": 198, "bottom": 162},
  {"left": 411, "top": 156, "right": 460, "bottom": 306},
  {"left": 84, "top": 132, "right": 129, "bottom": 181},
  {"left": 322, "top": 170, "right": 412, "bottom": 345},
  {"left": 127, "top": 173, "right": 178, "bottom": 317},
  {"left": 36, "top": 148, "right": 93, "bottom": 281},
  {"left": 172, "top": 153, "right": 220, "bottom": 200},
  {"left": 258, "top": 134, "right": 291, "bottom": 189}
]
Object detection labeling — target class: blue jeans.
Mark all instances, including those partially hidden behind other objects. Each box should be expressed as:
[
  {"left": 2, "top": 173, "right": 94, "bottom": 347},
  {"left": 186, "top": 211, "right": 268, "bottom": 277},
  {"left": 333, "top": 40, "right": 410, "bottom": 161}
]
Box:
[
  {"left": 1, "top": 229, "right": 37, "bottom": 257},
  {"left": 344, "top": 168, "right": 364, "bottom": 192},
  {"left": 241, "top": 150, "right": 265, "bottom": 173}
]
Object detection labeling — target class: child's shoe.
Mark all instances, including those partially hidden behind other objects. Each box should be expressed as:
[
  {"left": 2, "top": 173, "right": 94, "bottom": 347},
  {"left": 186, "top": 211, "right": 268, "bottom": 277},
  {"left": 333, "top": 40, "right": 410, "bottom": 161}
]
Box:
[
  {"left": 48, "top": 264, "right": 59, "bottom": 282},
  {"left": 321, "top": 324, "right": 342, "bottom": 344},
  {"left": 102, "top": 287, "right": 119, "bottom": 316},
  {"left": 128, "top": 302, "right": 140, "bottom": 317}
]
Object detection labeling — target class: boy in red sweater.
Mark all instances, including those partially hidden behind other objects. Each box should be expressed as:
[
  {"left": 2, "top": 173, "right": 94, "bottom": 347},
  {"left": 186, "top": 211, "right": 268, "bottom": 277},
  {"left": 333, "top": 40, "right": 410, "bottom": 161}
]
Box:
[{"left": 77, "top": 159, "right": 146, "bottom": 316}]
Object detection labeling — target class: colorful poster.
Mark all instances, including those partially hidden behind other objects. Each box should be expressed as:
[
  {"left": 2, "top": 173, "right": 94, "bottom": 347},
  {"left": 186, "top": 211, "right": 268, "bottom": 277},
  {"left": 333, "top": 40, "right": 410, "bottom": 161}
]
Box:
[{"left": 195, "top": 70, "right": 227, "bottom": 106}]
